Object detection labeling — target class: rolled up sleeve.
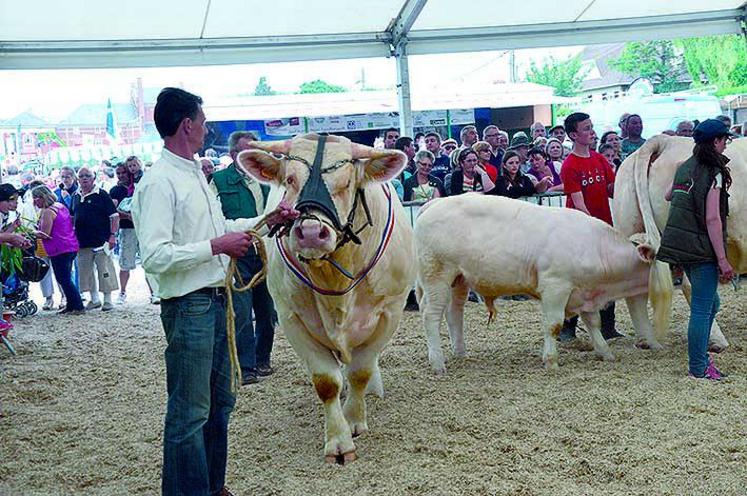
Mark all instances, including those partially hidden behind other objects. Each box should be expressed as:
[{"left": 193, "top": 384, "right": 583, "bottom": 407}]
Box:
[{"left": 132, "top": 182, "right": 214, "bottom": 274}]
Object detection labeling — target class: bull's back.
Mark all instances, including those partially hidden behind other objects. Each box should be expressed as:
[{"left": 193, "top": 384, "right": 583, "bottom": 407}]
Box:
[{"left": 415, "top": 195, "right": 609, "bottom": 290}]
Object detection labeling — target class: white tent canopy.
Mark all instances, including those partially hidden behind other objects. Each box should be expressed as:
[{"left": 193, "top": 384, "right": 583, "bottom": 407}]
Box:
[{"left": 2, "top": 0, "right": 745, "bottom": 133}]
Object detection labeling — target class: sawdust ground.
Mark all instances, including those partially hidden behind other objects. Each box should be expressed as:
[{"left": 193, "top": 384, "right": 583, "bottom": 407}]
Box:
[{"left": 1, "top": 271, "right": 746, "bottom": 496}]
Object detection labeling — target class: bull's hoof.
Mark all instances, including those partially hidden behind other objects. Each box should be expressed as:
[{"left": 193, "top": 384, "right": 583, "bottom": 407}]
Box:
[
  {"left": 601, "top": 353, "right": 615, "bottom": 362},
  {"left": 325, "top": 450, "right": 358, "bottom": 465},
  {"left": 708, "top": 342, "right": 729, "bottom": 353},
  {"left": 349, "top": 421, "right": 368, "bottom": 438},
  {"left": 543, "top": 357, "right": 559, "bottom": 370},
  {"left": 433, "top": 366, "right": 447, "bottom": 376},
  {"left": 635, "top": 339, "right": 663, "bottom": 350}
]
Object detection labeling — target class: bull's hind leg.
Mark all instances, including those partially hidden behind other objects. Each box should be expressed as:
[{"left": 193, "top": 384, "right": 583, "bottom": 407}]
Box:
[
  {"left": 283, "top": 314, "right": 356, "bottom": 464},
  {"left": 625, "top": 295, "right": 662, "bottom": 350},
  {"left": 681, "top": 275, "right": 729, "bottom": 352},
  {"left": 421, "top": 279, "right": 451, "bottom": 375},
  {"left": 579, "top": 311, "right": 615, "bottom": 362},
  {"left": 446, "top": 275, "right": 469, "bottom": 357},
  {"left": 344, "top": 308, "right": 399, "bottom": 438}
]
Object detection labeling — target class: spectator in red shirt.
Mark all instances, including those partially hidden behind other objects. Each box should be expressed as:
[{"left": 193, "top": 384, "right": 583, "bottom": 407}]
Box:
[
  {"left": 472, "top": 141, "right": 499, "bottom": 182},
  {"left": 559, "top": 112, "right": 623, "bottom": 341}
]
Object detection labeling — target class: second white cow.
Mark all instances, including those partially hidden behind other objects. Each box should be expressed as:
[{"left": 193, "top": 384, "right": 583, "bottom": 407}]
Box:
[{"left": 415, "top": 194, "right": 669, "bottom": 373}]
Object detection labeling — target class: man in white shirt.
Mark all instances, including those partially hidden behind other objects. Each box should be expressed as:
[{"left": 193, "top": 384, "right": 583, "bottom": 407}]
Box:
[{"left": 131, "top": 87, "right": 296, "bottom": 496}]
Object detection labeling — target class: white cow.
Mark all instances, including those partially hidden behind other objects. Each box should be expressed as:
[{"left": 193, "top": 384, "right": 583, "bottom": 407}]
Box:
[
  {"left": 612, "top": 135, "right": 747, "bottom": 350},
  {"left": 237, "top": 134, "right": 414, "bottom": 464},
  {"left": 415, "top": 194, "right": 670, "bottom": 373}
]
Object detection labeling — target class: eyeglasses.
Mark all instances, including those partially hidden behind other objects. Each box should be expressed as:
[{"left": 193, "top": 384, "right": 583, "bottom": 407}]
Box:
[
  {"left": 78, "top": 173, "right": 94, "bottom": 178},
  {"left": 484, "top": 134, "right": 498, "bottom": 138},
  {"left": 443, "top": 145, "right": 457, "bottom": 151}
]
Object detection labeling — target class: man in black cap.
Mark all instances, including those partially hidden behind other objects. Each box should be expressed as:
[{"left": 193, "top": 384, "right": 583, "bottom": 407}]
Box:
[
  {"left": 508, "top": 132, "right": 531, "bottom": 172},
  {"left": 549, "top": 124, "right": 567, "bottom": 144},
  {"left": 0, "top": 184, "right": 21, "bottom": 230}
]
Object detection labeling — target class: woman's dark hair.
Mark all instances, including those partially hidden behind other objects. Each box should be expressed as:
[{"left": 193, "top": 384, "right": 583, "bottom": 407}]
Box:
[
  {"left": 599, "top": 131, "right": 618, "bottom": 147},
  {"left": 527, "top": 147, "right": 546, "bottom": 160},
  {"left": 501, "top": 149, "right": 521, "bottom": 165},
  {"left": 693, "top": 137, "right": 732, "bottom": 191},
  {"left": 598, "top": 143, "right": 615, "bottom": 155},
  {"left": 457, "top": 147, "right": 477, "bottom": 166},
  {"left": 154, "top": 87, "right": 203, "bottom": 138}
]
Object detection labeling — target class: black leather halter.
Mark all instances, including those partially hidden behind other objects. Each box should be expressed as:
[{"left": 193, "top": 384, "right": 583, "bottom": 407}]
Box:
[{"left": 269, "top": 136, "right": 374, "bottom": 279}]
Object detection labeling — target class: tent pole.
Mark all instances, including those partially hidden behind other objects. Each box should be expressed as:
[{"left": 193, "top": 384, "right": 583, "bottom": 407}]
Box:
[{"left": 394, "top": 42, "right": 413, "bottom": 138}]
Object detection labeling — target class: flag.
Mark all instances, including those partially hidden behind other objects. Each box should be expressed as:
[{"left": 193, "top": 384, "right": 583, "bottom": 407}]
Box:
[{"left": 105, "top": 98, "right": 117, "bottom": 144}]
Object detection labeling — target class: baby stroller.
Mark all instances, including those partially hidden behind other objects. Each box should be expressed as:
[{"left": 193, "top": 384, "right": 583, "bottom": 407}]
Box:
[
  {"left": 1, "top": 243, "right": 50, "bottom": 318},
  {"left": 2, "top": 271, "right": 37, "bottom": 318}
]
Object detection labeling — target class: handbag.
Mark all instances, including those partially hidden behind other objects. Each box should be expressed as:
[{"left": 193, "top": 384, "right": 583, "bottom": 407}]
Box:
[{"left": 20, "top": 256, "right": 50, "bottom": 282}]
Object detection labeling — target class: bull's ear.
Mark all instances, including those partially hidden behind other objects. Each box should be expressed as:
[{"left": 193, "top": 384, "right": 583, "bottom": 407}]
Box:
[
  {"left": 237, "top": 149, "right": 284, "bottom": 185},
  {"left": 636, "top": 243, "right": 656, "bottom": 263},
  {"left": 360, "top": 150, "right": 408, "bottom": 184}
]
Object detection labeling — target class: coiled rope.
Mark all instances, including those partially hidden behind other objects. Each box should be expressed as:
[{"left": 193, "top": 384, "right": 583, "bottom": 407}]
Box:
[{"left": 224, "top": 219, "right": 269, "bottom": 393}]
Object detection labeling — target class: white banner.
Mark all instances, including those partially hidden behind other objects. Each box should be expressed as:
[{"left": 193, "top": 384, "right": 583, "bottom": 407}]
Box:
[{"left": 266, "top": 109, "right": 475, "bottom": 136}]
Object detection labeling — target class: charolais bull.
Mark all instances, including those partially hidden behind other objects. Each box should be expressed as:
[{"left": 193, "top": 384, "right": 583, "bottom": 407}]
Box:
[{"left": 237, "top": 134, "right": 415, "bottom": 464}]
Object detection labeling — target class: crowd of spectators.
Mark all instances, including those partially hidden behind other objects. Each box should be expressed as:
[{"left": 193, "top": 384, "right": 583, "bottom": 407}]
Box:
[{"left": 381, "top": 112, "right": 746, "bottom": 208}]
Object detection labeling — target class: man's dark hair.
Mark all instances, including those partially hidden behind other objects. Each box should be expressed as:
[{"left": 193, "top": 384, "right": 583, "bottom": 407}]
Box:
[
  {"left": 383, "top": 127, "right": 399, "bottom": 138},
  {"left": 564, "top": 112, "right": 590, "bottom": 136},
  {"left": 394, "top": 136, "right": 413, "bottom": 151},
  {"left": 154, "top": 87, "right": 203, "bottom": 139},
  {"left": 424, "top": 131, "right": 441, "bottom": 142}
]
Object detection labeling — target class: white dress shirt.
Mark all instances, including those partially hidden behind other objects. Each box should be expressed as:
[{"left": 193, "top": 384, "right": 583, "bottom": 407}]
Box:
[{"left": 131, "top": 148, "right": 266, "bottom": 299}]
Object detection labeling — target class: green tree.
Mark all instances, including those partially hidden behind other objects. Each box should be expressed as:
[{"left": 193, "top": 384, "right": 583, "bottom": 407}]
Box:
[
  {"left": 676, "top": 35, "right": 747, "bottom": 90},
  {"left": 609, "top": 40, "right": 686, "bottom": 94},
  {"left": 525, "top": 55, "right": 589, "bottom": 97},
  {"left": 253, "top": 76, "right": 275, "bottom": 96},
  {"left": 298, "top": 79, "right": 347, "bottom": 94}
]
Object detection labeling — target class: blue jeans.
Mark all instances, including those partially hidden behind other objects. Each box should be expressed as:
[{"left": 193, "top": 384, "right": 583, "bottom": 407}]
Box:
[
  {"left": 683, "top": 262, "right": 721, "bottom": 377},
  {"left": 50, "top": 252, "right": 84, "bottom": 311},
  {"left": 234, "top": 254, "right": 276, "bottom": 372},
  {"left": 160, "top": 290, "right": 235, "bottom": 496}
]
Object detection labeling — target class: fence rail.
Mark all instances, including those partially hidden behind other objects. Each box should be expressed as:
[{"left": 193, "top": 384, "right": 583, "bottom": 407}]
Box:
[{"left": 401, "top": 192, "right": 567, "bottom": 227}]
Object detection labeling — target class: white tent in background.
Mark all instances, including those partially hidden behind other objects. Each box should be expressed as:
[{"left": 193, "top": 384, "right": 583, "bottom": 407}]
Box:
[{"left": 1, "top": 0, "right": 745, "bottom": 134}]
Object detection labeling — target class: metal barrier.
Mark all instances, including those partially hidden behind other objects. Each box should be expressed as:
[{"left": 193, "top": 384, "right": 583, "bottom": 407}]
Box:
[{"left": 401, "top": 191, "right": 568, "bottom": 227}]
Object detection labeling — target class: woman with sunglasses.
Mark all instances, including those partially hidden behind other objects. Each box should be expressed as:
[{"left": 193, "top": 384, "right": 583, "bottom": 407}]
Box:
[{"left": 657, "top": 119, "right": 736, "bottom": 381}]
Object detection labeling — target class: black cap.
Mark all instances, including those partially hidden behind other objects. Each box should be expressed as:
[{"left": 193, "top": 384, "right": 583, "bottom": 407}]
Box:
[
  {"left": 509, "top": 132, "right": 530, "bottom": 149},
  {"left": 549, "top": 124, "right": 565, "bottom": 134},
  {"left": 693, "top": 119, "right": 738, "bottom": 144},
  {"left": 0, "top": 183, "right": 19, "bottom": 202}
]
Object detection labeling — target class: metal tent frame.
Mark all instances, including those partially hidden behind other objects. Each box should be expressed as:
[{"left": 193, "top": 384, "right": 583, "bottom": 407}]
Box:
[{"left": 2, "top": 1, "right": 746, "bottom": 136}]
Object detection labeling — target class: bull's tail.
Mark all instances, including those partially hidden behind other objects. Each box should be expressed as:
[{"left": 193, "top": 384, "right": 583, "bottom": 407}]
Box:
[{"left": 632, "top": 136, "right": 674, "bottom": 340}]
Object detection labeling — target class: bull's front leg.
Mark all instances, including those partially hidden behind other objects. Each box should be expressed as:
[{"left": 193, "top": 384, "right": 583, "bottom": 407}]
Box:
[
  {"left": 625, "top": 295, "right": 663, "bottom": 350},
  {"left": 538, "top": 287, "right": 571, "bottom": 369},
  {"left": 343, "top": 307, "right": 400, "bottom": 438},
  {"left": 579, "top": 311, "right": 615, "bottom": 362},
  {"left": 283, "top": 314, "right": 356, "bottom": 464},
  {"left": 420, "top": 280, "right": 451, "bottom": 374},
  {"left": 681, "top": 275, "right": 729, "bottom": 352}
]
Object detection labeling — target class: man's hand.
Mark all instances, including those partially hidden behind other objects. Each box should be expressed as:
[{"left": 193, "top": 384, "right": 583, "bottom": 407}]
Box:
[
  {"left": 108, "top": 234, "right": 117, "bottom": 251},
  {"left": 718, "top": 257, "right": 735, "bottom": 284},
  {"left": 0, "top": 233, "right": 31, "bottom": 249},
  {"left": 264, "top": 199, "right": 300, "bottom": 228},
  {"left": 211, "top": 232, "right": 253, "bottom": 258}
]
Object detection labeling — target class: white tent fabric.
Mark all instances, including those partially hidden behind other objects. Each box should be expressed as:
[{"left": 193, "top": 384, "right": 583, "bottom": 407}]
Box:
[{"left": 1, "top": 0, "right": 744, "bottom": 69}]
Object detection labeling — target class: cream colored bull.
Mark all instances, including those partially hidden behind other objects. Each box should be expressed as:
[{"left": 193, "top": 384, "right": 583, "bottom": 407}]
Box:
[
  {"left": 415, "top": 194, "right": 669, "bottom": 373},
  {"left": 237, "top": 134, "right": 414, "bottom": 464},
  {"left": 612, "top": 135, "right": 746, "bottom": 350}
]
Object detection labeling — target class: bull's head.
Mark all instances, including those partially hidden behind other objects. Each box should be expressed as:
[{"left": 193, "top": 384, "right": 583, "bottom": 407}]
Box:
[{"left": 237, "top": 133, "right": 407, "bottom": 260}]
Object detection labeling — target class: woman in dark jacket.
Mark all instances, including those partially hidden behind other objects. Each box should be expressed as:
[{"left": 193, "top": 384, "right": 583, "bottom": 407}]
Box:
[
  {"left": 444, "top": 148, "right": 495, "bottom": 196},
  {"left": 492, "top": 150, "right": 536, "bottom": 199},
  {"left": 657, "top": 119, "right": 736, "bottom": 380}
]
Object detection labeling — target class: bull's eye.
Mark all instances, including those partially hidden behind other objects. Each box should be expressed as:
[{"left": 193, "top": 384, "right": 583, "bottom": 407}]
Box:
[{"left": 286, "top": 175, "right": 295, "bottom": 187}]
